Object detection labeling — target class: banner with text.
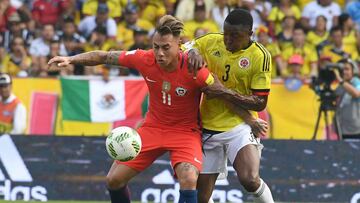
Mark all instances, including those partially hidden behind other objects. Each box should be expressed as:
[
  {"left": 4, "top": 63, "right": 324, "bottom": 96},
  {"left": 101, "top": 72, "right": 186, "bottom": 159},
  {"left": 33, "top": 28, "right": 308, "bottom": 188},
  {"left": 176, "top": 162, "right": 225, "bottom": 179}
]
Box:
[{"left": 1, "top": 135, "right": 359, "bottom": 202}]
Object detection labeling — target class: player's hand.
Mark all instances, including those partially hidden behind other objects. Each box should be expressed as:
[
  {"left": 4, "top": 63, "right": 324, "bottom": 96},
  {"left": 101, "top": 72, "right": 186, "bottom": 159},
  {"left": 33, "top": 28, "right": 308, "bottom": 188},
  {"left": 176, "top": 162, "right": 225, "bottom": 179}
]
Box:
[
  {"left": 202, "top": 74, "right": 226, "bottom": 99},
  {"left": 187, "top": 48, "right": 204, "bottom": 79},
  {"left": 247, "top": 118, "right": 268, "bottom": 138},
  {"left": 47, "top": 56, "right": 71, "bottom": 71}
]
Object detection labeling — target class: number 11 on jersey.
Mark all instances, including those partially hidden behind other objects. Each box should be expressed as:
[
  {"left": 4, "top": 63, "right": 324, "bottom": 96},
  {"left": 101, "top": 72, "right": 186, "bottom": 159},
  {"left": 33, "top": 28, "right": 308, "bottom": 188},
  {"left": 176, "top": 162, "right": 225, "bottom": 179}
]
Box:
[{"left": 162, "top": 91, "right": 171, "bottom": 105}]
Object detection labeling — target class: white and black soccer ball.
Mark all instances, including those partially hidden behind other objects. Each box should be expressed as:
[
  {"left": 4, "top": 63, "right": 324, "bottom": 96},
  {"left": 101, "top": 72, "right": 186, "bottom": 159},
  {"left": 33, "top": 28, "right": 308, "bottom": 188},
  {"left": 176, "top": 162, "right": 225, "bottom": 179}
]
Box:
[{"left": 106, "top": 126, "right": 142, "bottom": 162}]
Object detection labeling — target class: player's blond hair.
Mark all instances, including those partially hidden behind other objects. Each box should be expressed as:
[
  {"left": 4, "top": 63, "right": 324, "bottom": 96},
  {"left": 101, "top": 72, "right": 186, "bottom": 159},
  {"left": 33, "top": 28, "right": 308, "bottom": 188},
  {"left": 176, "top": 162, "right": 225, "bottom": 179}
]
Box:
[{"left": 155, "top": 15, "right": 184, "bottom": 37}]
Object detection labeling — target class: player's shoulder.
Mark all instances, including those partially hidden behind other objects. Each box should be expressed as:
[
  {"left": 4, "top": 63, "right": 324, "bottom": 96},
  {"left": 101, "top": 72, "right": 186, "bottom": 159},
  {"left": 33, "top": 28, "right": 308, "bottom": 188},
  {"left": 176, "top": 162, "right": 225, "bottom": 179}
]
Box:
[
  {"left": 125, "top": 49, "right": 156, "bottom": 64},
  {"left": 195, "top": 32, "right": 223, "bottom": 42},
  {"left": 251, "top": 41, "right": 271, "bottom": 58}
]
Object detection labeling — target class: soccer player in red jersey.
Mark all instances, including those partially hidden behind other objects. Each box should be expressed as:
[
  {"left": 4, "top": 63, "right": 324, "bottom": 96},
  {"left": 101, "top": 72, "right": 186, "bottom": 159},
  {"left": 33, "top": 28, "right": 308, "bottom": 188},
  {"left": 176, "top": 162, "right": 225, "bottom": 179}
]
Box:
[{"left": 48, "top": 15, "right": 266, "bottom": 203}]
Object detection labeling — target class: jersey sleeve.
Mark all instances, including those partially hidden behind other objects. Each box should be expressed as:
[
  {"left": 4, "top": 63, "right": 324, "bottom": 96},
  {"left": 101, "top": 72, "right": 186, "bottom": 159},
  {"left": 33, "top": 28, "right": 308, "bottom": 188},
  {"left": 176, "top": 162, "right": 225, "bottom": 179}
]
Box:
[
  {"left": 118, "top": 49, "right": 146, "bottom": 71},
  {"left": 195, "top": 67, "right": 214, "bottom": 87},
  {"left": 251, "top": 45, "right": 272, "bottom": 95}
]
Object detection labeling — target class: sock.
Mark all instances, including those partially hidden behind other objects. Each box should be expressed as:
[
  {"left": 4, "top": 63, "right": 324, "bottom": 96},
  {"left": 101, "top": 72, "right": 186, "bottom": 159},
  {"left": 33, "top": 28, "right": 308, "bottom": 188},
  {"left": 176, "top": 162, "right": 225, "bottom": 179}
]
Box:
[
  {"left": 108, "top": 185, "right": 131, "bottom": 203},
  {"left": 179, "top": 190, "right": 197, "bottom": 203},
  {"left": 250, "top": 179, "right": 274, "bottom": 203}
]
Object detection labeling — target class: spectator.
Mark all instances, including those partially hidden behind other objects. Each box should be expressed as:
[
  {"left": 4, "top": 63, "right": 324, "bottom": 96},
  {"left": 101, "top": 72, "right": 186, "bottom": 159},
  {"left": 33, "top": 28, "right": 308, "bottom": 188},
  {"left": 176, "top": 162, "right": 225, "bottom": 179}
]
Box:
[
  {"left": 31, "top": 0, "right": 69, "bottom": 27},
  {"left": 82, "top": 0, "right": 122, "bottom": 21},
  {"left": 183, "top": 1, "right": 219, "bottom": 41},
  {"left": 210, "top": 0, "right": 230, "bottom": 31},
  {"left": 29, "top": 24, "right": 67, "bottom": 76},
  {"left": 78, "top": 3, "right": 117, "bottom": 39},
  {"left": 334, "top": 59, "right": 360, "bottom": 139},
  {"left": 163, "top": 0, "right": 176, "bottom": 15},
  {"left": 116, "top": 3, "right": 153, "bottom": 50},
  {"left": 0, "top": 73, "right": 26, "bottom": 134},
  {"left": 1, "top": 12, "right": 34, "bottom": 51},
  {"left": 268, "top": 0, "right": 301, "bottom": 35},
  {"left": 318, "top": 26, "right": 357, "bottom": 63},
  {"left": 338, "top": 13, "right": 359, "bottom": 60},
  {"left": 1, "top": 37, "right": 31, "bottom": 77},
  {"left": 135, "top": 0, "right": 166, "bottom": 26},
  {"left": 306, "top": 15, "right": 329, "bottom": 48},
  {"left": 287, "top": 54, "right": 305, "bottom": 80},
  {"left": 83, "top": 25, "right": 116, "bottom": 75},
  {"left": 0, "top": 0, "right": 17, "bottom": 32},
  {"left": 175, "top": 0, "right": 214, "bottom": 22},
  {"left": 346, "top": 0, "right": 360, "bottom": 30},
  {"left": 301, "top": 0, "right": 341, "bottom": 31},
  {"left": 239, "top": 0, "right": 267, "bottom": 32},
  {"left": 60, "top": 17, "right": 86, "bottom": 56},
  {"left": 256, "top": 25, "right": 283, "bottom": 78},
  {"left": 280, "top": 25, "right": 318, "bottom": 78},
  {"left": 47, "top": 39, "right": 74, "bottom": 76},
  {"left": 124, "top": 28, "right": 150, "bottom": 76},
  {"left": 277, "top": 15, "right": 296, "bottom": 50}
]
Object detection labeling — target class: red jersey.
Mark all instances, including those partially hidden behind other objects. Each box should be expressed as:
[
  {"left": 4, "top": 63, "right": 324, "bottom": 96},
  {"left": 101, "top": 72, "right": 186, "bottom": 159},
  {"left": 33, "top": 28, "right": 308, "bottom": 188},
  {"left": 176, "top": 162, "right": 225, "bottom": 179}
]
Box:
[{"left": 119, "top": 49, "right": 212, "bottom": 130}]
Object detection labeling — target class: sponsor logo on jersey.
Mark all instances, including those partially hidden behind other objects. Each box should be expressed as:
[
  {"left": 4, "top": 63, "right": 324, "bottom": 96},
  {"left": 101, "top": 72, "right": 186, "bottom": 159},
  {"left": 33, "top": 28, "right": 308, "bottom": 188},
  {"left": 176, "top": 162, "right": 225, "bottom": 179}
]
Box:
[
  {"left": 175, "top": 87, "right": 187, "bottom": 96},
  {"left": 238, "top": 57, "right": 250, "bottom": 69}
]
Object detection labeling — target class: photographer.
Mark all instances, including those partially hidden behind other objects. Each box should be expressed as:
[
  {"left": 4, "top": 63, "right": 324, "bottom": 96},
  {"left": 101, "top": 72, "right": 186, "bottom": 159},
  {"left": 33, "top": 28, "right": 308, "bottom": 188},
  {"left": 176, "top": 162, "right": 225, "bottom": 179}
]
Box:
[{"left": 334, "top": 59, "right": 360, "bottom": 139}]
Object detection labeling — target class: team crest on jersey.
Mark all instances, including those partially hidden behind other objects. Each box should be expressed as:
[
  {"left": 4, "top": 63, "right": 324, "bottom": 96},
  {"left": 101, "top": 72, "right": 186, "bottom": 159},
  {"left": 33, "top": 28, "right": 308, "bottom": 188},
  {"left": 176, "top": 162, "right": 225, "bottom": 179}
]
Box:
[
  {"left": 175, "top": 87, "right": 187, "bottom": 96},
  {"left": 162, "top": 81, "right": 171, "bottom": 92},
  {"left": 238, "top": 57, "right": 250, "bottom": 69}
]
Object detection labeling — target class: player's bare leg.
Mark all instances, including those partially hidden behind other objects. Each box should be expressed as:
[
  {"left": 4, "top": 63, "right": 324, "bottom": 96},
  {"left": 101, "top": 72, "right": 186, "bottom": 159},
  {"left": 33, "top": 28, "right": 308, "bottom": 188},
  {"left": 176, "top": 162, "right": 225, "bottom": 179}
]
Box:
[
  {"left": 197, "top": 173, "right": 219, "bottom": 203},
  {"left": 106, "top": 161, "right": 139, "bottom": 203},
  {"left": 175, "top": 162, "right": 199, "bottom": 203},
  {"left": 233, "top": 145, "right": 274, "bottom": 203}
]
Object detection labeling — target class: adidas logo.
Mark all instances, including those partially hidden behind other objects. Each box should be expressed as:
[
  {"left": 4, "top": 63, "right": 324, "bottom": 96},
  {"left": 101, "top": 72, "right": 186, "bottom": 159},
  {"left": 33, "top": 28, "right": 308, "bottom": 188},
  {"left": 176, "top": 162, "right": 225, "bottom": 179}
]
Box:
[
  {"left": 152, "top": 169, "right": 229, "bottom": 186},
  {"left": 142, "top": 168, "right": 242, "bottom": 203},
  {"left": 213, "top": 51, "right": 221, "bottom": 57},
  {"left": 0, "top": 135, "right": 32, "bottom": 182},
  {"left": 0, "top": 135, "right": 47, "bottom": 201}
]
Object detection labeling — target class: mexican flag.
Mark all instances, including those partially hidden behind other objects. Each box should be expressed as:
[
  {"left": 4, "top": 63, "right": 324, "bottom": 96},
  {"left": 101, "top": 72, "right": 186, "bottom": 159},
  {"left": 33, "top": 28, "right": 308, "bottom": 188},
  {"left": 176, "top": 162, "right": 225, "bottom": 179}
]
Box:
[{"left": 61, "top": 76, "right": 147, "bottom": 123}]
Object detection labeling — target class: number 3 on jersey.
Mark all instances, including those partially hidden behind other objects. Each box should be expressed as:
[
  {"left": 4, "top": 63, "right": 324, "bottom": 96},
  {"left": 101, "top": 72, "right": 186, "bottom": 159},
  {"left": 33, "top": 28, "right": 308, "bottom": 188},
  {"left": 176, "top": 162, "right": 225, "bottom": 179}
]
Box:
[
  {"left": 162, "top": 91, "right": 171, "bottom": 105},
  {"left": 222, "top": 64, "right": 231, "bottom": 81}
]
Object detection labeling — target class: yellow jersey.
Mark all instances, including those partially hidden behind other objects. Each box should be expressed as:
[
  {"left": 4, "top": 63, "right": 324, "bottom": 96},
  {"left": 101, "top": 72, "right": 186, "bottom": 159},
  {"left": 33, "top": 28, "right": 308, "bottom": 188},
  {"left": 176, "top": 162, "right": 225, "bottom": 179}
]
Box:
[
  {"left": 306, "top": 31, "right": 329, "bottom": 47},
  {"left": 185, "top": 33, "right": 272, "bottom": 131},
  {"left": 82, "top": 0, "right": 122, "bottom": 19},
  {"left": 281, "top": 43, "right": 318, "bottom": 76}
]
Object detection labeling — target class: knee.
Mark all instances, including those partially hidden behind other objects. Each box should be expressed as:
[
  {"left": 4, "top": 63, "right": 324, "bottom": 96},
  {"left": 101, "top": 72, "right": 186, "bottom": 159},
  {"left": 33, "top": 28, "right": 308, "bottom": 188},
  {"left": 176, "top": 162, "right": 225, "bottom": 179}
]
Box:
[
  {"left": 106, "top": 173, "right": 127, "bottom": 190},
  {"left": 178, "top": 173, "right": 198, "bottom": 189},
  {"left": 238, "top": 173, "right": 260, "bottom": 192}
]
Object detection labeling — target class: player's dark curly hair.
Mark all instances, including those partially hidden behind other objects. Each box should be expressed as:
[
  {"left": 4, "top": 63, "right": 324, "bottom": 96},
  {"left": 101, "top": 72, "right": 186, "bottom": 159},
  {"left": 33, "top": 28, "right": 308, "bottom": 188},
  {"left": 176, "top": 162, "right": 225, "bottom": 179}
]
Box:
[
  {"left": 156, "top": 15, "right": 184, "bottom": 37},
  {"left": 225, "top": 9, "right": 253, "bottom": 31}
]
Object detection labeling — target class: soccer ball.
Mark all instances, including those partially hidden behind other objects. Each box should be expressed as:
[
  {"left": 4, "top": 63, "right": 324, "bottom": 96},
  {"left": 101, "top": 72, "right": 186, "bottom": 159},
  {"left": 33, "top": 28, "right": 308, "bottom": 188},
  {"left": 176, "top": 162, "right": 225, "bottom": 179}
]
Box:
[{"left": 106, "top": 126, "right": 142, "bottom": 162}]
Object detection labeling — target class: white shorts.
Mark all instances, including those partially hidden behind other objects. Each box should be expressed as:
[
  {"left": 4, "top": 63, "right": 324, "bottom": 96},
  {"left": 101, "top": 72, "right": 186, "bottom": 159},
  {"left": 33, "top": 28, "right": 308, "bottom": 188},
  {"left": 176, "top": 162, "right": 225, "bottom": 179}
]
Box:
[{"left": 201, "top": 123, "right": 263, "bottom": 175}]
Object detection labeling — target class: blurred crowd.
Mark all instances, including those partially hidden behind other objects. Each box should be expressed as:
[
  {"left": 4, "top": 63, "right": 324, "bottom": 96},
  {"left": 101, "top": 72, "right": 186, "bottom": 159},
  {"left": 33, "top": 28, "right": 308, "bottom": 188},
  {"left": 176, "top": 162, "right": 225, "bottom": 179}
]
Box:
[{"left": 0, "top": 0, "right": 359, "bottom": 80}]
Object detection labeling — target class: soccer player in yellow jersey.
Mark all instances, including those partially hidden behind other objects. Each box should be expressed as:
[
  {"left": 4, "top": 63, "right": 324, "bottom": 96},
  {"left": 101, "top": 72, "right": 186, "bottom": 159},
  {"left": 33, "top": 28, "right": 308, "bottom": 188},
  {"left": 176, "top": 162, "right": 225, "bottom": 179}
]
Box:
[{"left": 185, "top": 9, "right": 275, "bottom": 203}]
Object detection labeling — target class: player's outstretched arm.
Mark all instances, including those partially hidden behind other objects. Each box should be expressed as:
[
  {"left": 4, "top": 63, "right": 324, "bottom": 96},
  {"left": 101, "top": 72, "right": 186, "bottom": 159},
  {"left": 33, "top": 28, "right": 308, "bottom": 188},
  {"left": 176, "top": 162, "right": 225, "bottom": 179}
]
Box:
[
  {"left": 202, "top": 75, "right": 268, "bottom": 112},
  {"left": 202, "top": 75, "right": 268, "bottom": 136},
  {"left": 48, "top": 51, "right": 123, "bottom": 68}
]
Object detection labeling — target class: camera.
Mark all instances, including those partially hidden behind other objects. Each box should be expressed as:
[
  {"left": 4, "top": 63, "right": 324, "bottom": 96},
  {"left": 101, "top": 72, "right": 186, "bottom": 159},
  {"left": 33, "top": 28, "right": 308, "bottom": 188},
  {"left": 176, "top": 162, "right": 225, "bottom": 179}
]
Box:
[
  {"left": 318, "top": 63, "right": 344, "bottom": 86},
  {"left": 310, "top": 62, "right": 343, "bottom": 111}
]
